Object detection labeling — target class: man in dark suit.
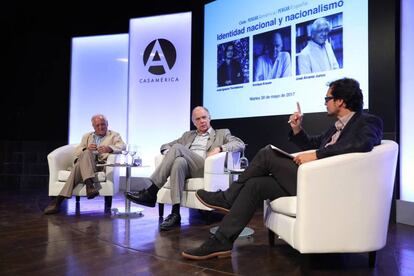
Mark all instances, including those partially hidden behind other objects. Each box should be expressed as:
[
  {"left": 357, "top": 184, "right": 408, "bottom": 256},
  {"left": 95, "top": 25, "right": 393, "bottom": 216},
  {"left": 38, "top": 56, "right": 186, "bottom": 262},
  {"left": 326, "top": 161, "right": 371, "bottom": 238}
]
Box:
[
  {"left": 126, "top": 106, "right": 245, "bottom": 231},
  {"left": 182, "top": 78, "right": 383, "bottom": 260}
]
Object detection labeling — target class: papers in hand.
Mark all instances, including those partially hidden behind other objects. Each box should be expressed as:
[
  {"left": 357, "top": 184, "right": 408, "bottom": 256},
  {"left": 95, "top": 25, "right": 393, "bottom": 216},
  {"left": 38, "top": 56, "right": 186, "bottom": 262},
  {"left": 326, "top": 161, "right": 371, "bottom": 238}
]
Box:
[{"left": 270, "top": 145, "right": 294, "bottom": 159}]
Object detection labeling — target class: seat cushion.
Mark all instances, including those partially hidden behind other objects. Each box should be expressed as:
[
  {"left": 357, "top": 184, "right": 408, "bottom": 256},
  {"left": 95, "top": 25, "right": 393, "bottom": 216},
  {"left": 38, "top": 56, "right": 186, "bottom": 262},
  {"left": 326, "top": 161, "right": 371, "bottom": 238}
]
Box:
[
  {"left": 162, "top": 178, "right": 205, "bottom": 191},
  {"left": 269, "top": 196, "right": 297, "bottom": 217},
  {"left": 57, "top": 170, "right": 106, "bottom": 182}
]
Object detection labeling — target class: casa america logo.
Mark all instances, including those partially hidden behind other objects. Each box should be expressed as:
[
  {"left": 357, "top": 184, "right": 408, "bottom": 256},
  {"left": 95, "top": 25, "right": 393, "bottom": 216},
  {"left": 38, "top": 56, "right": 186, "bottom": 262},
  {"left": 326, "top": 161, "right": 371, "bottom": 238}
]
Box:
[
  {"left": 143, "top": 38, "right": 177, "bottom": 75},
  {"left": 140, "top": 38, "right": 179, "bottom": 84}
]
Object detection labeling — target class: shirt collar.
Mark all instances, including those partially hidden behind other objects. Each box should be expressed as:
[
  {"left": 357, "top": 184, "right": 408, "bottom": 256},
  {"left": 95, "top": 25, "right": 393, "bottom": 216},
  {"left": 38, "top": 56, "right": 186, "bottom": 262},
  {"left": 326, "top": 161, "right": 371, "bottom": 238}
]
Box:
[
  {"left": 197, "top": 127, "right": 212, "bottom": 136},
  {"left": 309, "top": 40, "right": 326, "bottom": 49},
  {"left": 336, "top": 112, "right": 355, "bottom": 131},
  {"left": 94, "top": 130, "right": 109, "bottom": 138}
]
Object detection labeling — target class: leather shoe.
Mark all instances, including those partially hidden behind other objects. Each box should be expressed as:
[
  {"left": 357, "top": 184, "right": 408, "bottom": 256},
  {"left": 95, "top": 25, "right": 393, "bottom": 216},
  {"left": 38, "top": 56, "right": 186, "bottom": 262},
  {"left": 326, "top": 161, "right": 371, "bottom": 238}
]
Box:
[
  {"left": 126, "top": 189, "right": 156, "bottom": 207},
  {"left": 159, "top": 213, "right": 181, "bottom": 231},
  {"left": 196, "top": 189, "right": 231, "bottom": 213},
  {"left": 127, "top": 190, "right": 144, "bottom": 197},
  {"left": 182, "top": 235, "right": 232, "bottom": 260},
  {"left": 86, "top": 183, "right": 99, "bottom": 199},
  {"left": 44, "top": 196, "right": 65, "bottom": 215}
]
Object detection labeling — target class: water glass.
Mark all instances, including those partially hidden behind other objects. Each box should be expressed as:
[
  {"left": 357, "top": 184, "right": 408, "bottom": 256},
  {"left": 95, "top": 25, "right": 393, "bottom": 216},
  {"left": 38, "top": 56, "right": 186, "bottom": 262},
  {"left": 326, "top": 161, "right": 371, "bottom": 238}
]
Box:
[
  {"left": 239, "top": 145, "right": 249, "bottom": 169},
  {"left": 121, "top": 146, "right": 129, "bottom": 165}
]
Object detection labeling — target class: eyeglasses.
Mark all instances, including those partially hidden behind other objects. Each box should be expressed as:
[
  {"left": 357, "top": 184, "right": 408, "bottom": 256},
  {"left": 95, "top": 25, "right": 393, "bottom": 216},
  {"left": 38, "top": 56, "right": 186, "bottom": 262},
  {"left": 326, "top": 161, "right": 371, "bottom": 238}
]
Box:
[{"left": 324, "top": 96, "right": 334, "bottom": 103}]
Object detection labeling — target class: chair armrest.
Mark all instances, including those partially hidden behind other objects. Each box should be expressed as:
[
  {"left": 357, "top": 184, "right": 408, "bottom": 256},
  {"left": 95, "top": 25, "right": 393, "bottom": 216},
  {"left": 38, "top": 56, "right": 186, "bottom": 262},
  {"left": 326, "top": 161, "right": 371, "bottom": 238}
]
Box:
[
  {"left": 204, "top": 152, "right": 227, "bottom": 174},
  {"left": 204, "top": 151, "right": 241, "bottom": 174},
  {"left": 48, "top": 144, "right": 77, "bottom": 187},
  {"left": 296, "top": 151, "right": 371, "bottom": 220},
  {"left": 106, "top": 153, "right": 120, "bottom": 164}
]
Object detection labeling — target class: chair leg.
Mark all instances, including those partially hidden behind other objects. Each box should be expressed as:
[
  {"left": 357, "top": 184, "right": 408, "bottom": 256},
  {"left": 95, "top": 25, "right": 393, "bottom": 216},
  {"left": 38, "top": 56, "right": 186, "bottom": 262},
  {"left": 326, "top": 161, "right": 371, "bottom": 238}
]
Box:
[
  {"left": 268, "top": 229, "right": 275, "bottom": 246},
  {"left": 368, "top": 251, "right": 376, "bottom": 268},
  {"left": 104, "top": 196, "right": 112, "bottom": 213},
  {"left": 205, "top": 210, "right": 214, "bottom": 225},
  {"left": 76, "top": 196, "right": 80, "bottom": 202},
  {"left": 158, "top": 203, "right": 164, "bottom": 219}
]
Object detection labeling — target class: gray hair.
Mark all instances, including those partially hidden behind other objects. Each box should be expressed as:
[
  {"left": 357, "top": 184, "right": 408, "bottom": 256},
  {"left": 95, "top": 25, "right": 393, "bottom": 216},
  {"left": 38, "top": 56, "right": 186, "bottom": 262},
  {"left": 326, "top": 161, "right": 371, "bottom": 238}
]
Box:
[
  {"left": 191, "top": 106, "right": 211, "bottom": 122},
  {"left": 311, "top": 17, "right": 332, "bottom": 34},
  {"left": 91, "top": 114, "right": 108, "bottom": 125}
]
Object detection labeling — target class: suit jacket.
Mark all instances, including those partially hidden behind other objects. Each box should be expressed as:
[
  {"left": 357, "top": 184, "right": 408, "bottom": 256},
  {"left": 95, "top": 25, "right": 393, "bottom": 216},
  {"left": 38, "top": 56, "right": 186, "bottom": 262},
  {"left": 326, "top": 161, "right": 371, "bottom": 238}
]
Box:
[
  {"left": 289, "top": 112, "right": 383, "bottom": 159},
  {"left": 160, "top": 128, "right": 245, "bottom": 155},
  {"left": 74, "top": 130, "right": 126, "bottom": 163}
]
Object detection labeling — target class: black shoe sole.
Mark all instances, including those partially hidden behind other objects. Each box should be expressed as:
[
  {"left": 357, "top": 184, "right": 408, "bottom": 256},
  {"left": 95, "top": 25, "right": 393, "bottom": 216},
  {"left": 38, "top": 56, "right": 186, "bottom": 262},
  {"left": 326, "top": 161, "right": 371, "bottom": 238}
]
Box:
[
  {"left": 87, "top": 192, "right": 99, "bottom": 199},
  {"left": 195, "top": 193, "right": 230, "bottom": 213},
  {"left": 159, "top": 223, "right": 181, "bottom": 231},
  {"left": 126, "top": 194, "right": 156, "bottom": 207},
  {"left": 43, "top": 208, "right": 60, "bottom": 215},
  {"left": 181, "top": 250, "right": 231, "bottom": 260}
]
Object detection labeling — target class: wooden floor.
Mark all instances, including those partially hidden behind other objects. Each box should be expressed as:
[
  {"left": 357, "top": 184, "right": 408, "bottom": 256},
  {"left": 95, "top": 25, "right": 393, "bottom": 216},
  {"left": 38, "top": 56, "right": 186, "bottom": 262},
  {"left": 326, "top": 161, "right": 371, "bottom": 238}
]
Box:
[{"left": 1, "top": 189, "right": 413, "bottom": 276}]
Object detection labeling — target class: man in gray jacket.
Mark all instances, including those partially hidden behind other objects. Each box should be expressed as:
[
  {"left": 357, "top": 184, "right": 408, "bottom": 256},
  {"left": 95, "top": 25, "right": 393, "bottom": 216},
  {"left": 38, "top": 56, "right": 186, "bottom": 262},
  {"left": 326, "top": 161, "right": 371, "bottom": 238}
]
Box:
[{"left": 126, "top": 106, "right": 245, "bottom": 231}]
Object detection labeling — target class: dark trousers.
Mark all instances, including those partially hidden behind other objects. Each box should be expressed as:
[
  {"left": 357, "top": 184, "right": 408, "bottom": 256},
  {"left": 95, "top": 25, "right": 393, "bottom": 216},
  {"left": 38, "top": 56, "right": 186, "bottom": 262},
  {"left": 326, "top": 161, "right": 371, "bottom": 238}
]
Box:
[{"left": 217, "top": 145, "right": 298, "bottom": 242}]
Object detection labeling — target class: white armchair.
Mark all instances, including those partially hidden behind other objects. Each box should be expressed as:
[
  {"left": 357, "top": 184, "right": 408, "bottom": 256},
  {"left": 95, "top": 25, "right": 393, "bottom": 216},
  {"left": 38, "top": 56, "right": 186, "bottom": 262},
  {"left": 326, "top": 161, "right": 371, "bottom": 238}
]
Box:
[
  {"left": 47, "top": 144, "right": 122, "bottom": 212},
  {"left": 156, "top": 151, "right": 240, "bottom": 217},
  {"left": 264, "top": 140, "right": 399, "bottom": 267}
]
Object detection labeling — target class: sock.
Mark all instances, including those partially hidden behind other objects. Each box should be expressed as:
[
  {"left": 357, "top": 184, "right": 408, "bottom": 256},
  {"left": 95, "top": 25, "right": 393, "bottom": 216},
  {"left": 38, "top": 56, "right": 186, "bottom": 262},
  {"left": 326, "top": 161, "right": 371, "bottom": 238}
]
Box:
[
  {"left": 147, "top": 183, "right": 159, "bottom": 196},
  {"left": 84, "top": 178, "right": 95, "bottom": 187},
  {"left": 171, "top": 204, "right": 180, "bottom": 215},
  {"left": 56, "top": 195, "right": 66, "bottom": 205},
  {"left": 215, "top": 229, "right": 233, "bottom": 246}
]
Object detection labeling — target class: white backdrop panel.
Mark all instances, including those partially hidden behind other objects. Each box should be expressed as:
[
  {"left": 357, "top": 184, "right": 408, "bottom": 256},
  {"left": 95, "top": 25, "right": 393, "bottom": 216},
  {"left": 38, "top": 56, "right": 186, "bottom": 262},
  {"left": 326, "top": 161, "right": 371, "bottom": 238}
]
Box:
[
  {"left": 128, "top": 12, "right": 192, "bottom": 166},
  {"left": 400, "top": 0, "right": 414, "bottom": 202},
  {"left": 69, "top": 34, "right": 129, "bottom": 144}
]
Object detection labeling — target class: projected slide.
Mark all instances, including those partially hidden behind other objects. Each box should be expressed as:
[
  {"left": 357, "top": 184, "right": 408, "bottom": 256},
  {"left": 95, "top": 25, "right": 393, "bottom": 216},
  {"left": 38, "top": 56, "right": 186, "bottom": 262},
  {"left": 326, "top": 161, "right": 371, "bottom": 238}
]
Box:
[{"left": 204, "top": 0, "right": 368, "bottom": 119}]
